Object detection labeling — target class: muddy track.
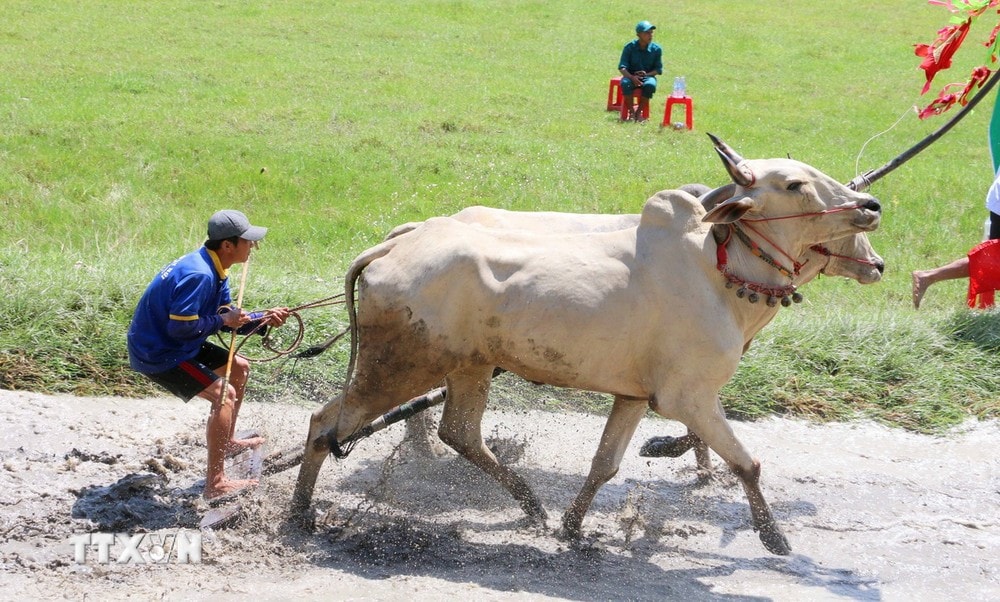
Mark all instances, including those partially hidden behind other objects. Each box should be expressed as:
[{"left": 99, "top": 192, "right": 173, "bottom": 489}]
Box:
[{"left": 1, "top": 389, "right": 997, "bottom": 600}]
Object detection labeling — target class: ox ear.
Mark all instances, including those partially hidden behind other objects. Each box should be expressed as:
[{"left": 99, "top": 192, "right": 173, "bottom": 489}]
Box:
[
  {"left": 702, "top": 194, "right": 754, "bottom": 223},
  {"left": 698, "top": 183, "right": 737, "bottom": 212}
]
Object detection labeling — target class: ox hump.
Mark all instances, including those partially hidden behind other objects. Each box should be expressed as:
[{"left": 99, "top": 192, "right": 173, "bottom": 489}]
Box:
[{"left": 638, "top": 189, "right": 708, "bottom": 235}]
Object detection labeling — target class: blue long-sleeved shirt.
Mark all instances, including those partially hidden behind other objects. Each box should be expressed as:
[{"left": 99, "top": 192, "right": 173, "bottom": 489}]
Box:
[{"left": 127, "top": 247, "right": 261, "bottom": 373}]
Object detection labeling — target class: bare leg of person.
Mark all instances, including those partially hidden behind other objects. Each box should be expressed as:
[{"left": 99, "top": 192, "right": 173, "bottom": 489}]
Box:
[
  {"left": 911, "top": 257, "right": 970, "bottom": 309},
  {"left": 219, "top": 355, "right": 264, "bottom": 456},
  {"left": 200, "top": 381, "right": 259, "bottom": 500}
]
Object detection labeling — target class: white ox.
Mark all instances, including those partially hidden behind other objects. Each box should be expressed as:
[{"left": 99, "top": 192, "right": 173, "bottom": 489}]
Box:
[
  {"left": 292, "top": 135, "right": 883, "bottom": 555},
  {"left": 389, "top": 194, "right": 885, "bottom": 468}
]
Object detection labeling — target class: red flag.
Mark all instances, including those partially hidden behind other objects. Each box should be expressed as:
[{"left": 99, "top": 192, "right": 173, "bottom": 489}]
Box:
[{"left": 915, "top": 23, "right": 971, "bottom": 94}]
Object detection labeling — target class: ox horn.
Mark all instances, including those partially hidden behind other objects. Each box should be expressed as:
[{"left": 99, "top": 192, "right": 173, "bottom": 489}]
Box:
[{"left": 707, "top": 132, "right": 755, "bottom": 188}]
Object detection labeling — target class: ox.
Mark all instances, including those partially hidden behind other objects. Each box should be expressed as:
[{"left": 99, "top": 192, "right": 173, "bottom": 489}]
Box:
[
  {"left": 293, "top": 135, "right": 882, "bottom": 555},
  {"left": 390, "top": 197, "right": 885, "bottom": 469},
  {"left": 387, "top": 189, "right": 885, "bottom": 465}
]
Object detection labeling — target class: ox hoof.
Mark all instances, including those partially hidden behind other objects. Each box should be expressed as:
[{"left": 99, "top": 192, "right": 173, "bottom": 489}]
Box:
[
  {"left": 694, "top": 469, "right": 714, "bottom": 486},
  {"left": 520, "top": 500, "right": 549, "bottom": 526},
  {"left": 639, "top": 435, "right": 692, "bottom": 458},
  {"left": 510, "top": 485, "right": 548, "bottom": 525},
  {"left": 557, "top": 526, "right": 581, "bottom": 541},
  {"left": 289, "top": 496, "right": 314, "bottom": 522},
  {"left": 284, "top": 507, "right": 316, "bottom": 532},
  {"left": 758, "top": 524, "right": 792, "bottom": 556},
  {"left": 559, "top": 516, "right": 583, "bottom": 540}
]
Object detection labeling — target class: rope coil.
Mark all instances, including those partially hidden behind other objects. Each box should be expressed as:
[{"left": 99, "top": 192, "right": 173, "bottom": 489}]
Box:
[{"left": 219, "top": 293, "right": 347, "bottom": 363}]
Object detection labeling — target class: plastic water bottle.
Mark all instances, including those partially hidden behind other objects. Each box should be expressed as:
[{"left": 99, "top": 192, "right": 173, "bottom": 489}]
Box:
[{"left": 672, "top": 76, "right": 686, "bottom": 97}]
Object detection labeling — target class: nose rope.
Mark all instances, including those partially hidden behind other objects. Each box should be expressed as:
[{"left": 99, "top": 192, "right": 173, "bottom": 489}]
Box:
[
  {"left": 740, "top": 203, "right": 867, "bottom": 223},
  {"left": 808, "top": 244, "right": 880, "bottom": 267},
  {"left": 734, "top": 201, "right": 876, "bottom": 275}
]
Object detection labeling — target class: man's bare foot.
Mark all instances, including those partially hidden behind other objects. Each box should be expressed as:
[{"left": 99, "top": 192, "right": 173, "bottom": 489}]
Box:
[
  {"left": 203, "top": 477, "right": 259, "bottom": 502},
  {"left": 912, "top": 270, "right": 929, "bottom": 309},
  {"left": 224, "top": 435, "right": 266, "bottom": 459}
]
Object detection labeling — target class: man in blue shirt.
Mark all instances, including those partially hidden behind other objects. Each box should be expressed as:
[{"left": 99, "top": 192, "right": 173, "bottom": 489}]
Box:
[
  {"left": 618, "top": 20, "right": 664, "bottom": 122},
  {"left": 128, "top": 210, "right": 289, "bottom": 501}
]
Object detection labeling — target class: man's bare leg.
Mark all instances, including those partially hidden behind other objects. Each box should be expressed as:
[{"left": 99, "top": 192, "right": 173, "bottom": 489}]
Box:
[
  {"left": 221, "top": 355, "right": 264, "bottom": 457},
  {"left": 911, "top": 257, "right": 970, "bottom": 309},
  {"left": 199, "top": 363, "right": 262, "bottom": 500}
]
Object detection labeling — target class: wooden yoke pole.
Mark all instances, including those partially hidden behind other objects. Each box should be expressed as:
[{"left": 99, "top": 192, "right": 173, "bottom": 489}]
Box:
[{"left": 219, "top": 256, "right": 250, "bottom": 405}]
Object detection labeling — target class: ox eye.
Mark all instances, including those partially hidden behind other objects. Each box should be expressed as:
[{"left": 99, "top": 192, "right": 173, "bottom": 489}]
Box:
[{"left": 786, "top": 181, "right": 804, "bottom": 192}]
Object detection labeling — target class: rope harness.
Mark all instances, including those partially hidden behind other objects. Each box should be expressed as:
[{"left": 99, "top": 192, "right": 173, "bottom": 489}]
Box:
[
  {"left": 715, "top": 203, "right": 872, "bottom": 307},
  {"left": 808, "top": 241, "right": 881, "bottom": 268}
]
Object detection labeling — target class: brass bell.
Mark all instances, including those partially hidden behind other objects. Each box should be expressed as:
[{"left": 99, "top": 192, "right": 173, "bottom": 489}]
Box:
[
  {"left": 748, "top": 292, "right": 759, "bottom": 303},
  {"left": 766, "top": 296, "right": 778, "bottom": 307},
  {"left": 736, "top": 287, "right": 747, "bottom": 298},
  {"left": 792, "top": 292, "right": 804, "bottom": 303},
  {"left": 780, "top": 295, "right": 792, "bottom": 307}
]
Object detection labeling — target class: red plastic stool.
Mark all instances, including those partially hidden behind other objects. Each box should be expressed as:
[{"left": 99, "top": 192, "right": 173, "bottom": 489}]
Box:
[
  {"left": 607, "top": 77, "right": 625, "bottom": 111},
  {"left": 967, "top": 239, "right": 1000, "bottom": 308},
  {"left": 619, "top": 94, "right": 650, "bottom": 121},
  {"left": 662, "top": 95, "right": 694, "bottom": 130}
]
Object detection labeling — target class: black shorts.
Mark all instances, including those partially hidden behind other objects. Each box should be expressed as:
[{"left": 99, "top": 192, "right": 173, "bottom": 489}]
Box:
[
  {"left": 144, "top": 343, "right": 229, "bottom": 402},
  {"left": 990, "top": 211, "right": 1000, "bottom": 240}
]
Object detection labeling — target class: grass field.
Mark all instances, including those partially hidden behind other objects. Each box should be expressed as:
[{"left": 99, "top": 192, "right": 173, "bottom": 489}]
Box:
[{"left": 1, "top": 0, "right": 998, "bottom": 432}]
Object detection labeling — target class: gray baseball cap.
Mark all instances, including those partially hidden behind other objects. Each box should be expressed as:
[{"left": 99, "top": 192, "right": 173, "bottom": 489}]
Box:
[{"left": 207, "top": 210, "right": 268, "bottom": 241}]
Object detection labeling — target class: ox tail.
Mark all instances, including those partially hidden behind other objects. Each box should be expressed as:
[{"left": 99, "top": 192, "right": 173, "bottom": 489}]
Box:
[
  {"left": 296, "top": 224, "right": 423, "bottom": 360},
  {"left": 295, "top": 237, "right": 405, "bottom": 364},
  {"left": 294, "top": 236, "right": 405, "bottom": 368},
  {"left": 341, "top": 236, "right": 405, "bottom": 387}
]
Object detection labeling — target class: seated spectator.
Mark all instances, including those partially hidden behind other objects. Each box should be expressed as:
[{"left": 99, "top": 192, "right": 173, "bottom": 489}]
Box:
[{"left": 618, "top": 20, "right": 663, "bottom": 122}]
